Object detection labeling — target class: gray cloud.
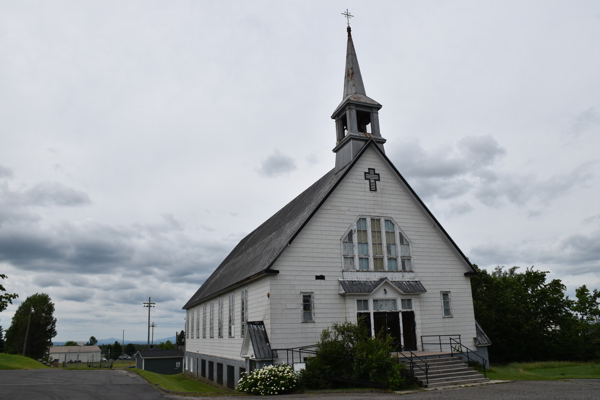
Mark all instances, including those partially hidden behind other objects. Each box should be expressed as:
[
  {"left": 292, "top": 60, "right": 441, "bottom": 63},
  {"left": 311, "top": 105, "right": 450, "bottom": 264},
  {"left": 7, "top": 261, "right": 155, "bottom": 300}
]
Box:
[
  {"left": 258, "top": 151, "right": 296, "bottom": 177},
  {"left": 474, "top": 163, "right": 593, "bottom": 208},
  {"left": 21, "top": 182, "right": 91, "bottom": 207},
  {"left": 59, "top": 290, "right": 94, "bottom": 303},
  {"left": 564, "top": 108, "right": 600, "bottom": 138},
  {"left": 446, "top": 201, "right": 474, "bottom": 216},
  {"left": 0, "top": 165, "right": 13, "bottom": 179},
  {"left": 583, "top": 215, "right": 600, "bottom": 225}
]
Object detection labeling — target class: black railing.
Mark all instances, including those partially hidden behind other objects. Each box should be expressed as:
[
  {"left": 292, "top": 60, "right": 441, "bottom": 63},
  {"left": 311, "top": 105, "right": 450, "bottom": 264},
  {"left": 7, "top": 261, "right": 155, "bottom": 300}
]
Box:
[
  {"left": 420, "top": 334, "right": 461, "bottom": 352},
  {"left": 393, "top": 345, "right": 429, "bottom": 386},
  {"left": 449, "top": 338, "right": 487, "bottom": 378}
]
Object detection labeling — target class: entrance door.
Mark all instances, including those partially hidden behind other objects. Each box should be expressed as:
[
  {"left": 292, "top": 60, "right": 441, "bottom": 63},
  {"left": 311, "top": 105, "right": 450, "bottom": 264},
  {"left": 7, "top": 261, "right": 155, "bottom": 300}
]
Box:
[
  {"left": 374, "top": 312, "right": 402, "bottom": 351},
  {"left": 402, "top": 311, "right": 417, "bottom": 350}
]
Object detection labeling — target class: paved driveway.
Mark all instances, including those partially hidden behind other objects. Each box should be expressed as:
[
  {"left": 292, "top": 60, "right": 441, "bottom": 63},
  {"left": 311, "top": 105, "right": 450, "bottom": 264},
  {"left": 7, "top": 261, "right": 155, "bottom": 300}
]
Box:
[
  {"left": 0, "top": 369, "right": 167, "bottom": 400},
  {"left": 2, "top": 370, "right": 600, "bottom": 400}
]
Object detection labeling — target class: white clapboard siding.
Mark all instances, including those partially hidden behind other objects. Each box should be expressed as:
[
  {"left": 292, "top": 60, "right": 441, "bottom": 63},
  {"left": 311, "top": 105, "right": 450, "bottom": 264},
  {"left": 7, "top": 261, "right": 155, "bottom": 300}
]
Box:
[
  {"left": 269, "top": 146, "right": 477, "bottom": 353},
  {"left": 187, "top": 277, "right": 271, "bottom": 360}
]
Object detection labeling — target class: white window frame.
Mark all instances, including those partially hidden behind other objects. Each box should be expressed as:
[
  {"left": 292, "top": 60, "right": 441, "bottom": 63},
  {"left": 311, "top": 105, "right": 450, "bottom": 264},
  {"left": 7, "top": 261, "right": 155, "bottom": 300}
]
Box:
[
  {"left": 240, "top": 289, "right": 248, "bottom": 338},
  {"left": 186, "top": 310, "right": 189, "bottom": 339},
  {"left": 301, "top": 292, "right": 314, "bottom": 322},
  {"left": 401, "top": 298, "right": 413, "bottom": 310},
  {"left": 209, "top": 302, "right": 214, "bottom": 338},
  {"left": 228, "top": 293, "right": 235, "bottom": 338},
  {"left": 218, "top": 297, "right": 224, "bottom": 338},
  {"left": 196, "top": 307, "right": 200, "bottom": 338},
  {"left": 202, "top": 305, "right": 207, "bottom": 338},
  {"left": 341, "top": 216, "right": 413, "bottom": 272},
  {"left": 441, "top": 291, "right": 452, "bottom": 317},
  {"left": 191, "top": 310, "right": 195, "bottom": 339}
]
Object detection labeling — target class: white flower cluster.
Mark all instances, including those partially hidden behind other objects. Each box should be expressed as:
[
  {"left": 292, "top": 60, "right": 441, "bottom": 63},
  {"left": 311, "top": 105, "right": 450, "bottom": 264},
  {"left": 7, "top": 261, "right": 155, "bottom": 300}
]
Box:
[{"left": 237, "top": 364, "right": 297, "bottom": 395}]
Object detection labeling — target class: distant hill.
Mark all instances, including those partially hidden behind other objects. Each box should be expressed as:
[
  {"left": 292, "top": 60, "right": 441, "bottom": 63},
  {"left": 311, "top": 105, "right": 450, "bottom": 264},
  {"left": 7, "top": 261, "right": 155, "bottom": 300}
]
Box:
[{"left": 53, "top": 336, "right": 176, "bottom": 346}]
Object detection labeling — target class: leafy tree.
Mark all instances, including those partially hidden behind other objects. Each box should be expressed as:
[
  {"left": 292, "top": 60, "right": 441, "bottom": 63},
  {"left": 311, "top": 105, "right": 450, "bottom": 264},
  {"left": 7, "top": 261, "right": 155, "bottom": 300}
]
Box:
[
  {"left": 5, "top": 293, "right": 57, "bottom": 359},
  {"left": 572, "top": 285, "right": 600, "bottom": 323},
  {"left": 176, "top": 330, "right": 185, "bottom": 347},
  {"left": 125, "top": 343, "right": 136, "bottom": 355},
  {"left": 471, "top": 265, "right": 581, "bottom": 362},
  {"left": 64, "top": 341, "right": 78, "bottom": 346},
  {"left": 112, "top": 341, "right": 122, "bottom": 357},
  {"left": 0, "top": 274, "right": 18, "bottom": 313},
  {"left": 158, "top": 340, "right": 176, "bottom": 350},
  {"left": 86, "top": 336, "right": 98, "bottom": 346}
]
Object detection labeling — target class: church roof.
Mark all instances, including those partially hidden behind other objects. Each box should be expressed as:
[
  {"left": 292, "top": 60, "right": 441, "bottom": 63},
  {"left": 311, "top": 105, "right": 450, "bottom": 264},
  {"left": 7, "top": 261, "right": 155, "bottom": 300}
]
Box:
[
  {"left": 183, "top": 163, "right": 351, "bottom": 309},
  {"left": 183, "top": 140, "right": 477, "bottom": 309}
]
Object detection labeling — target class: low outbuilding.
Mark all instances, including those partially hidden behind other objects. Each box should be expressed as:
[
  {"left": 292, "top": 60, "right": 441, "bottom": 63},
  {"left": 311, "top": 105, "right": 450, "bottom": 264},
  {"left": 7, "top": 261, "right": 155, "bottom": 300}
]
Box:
[
  {"left": 134, "top": 349, "right": 184, "bottom": 375},
  {"left": 50, "top": 345, "right": 102, "bottom": 363}
]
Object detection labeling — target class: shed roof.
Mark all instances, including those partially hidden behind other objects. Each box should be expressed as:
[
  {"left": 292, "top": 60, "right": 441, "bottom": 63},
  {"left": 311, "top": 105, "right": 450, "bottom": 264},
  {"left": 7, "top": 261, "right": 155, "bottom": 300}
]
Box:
[
  {"left": 136, "top": 349, "right": 184, "bottom": 359},
  {"left": 339, "top": 279, "right": 427, "bottom": 295},
  {"left": 247, "top": 321, "right": 277, "bottom": 360},
  {"left": 50, "top": 345, "right": 101, "bottom": 354}
]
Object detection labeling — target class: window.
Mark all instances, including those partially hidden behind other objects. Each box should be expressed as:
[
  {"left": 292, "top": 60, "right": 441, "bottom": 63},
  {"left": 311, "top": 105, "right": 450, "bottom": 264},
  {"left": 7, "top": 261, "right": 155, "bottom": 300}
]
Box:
[
  {"left": 441, "top": 292, "right": 452, "bottom": 317},
  {"left": 218, "top": 297, "right": 224, "bottom": 338},
  {"left": 191, "top": 310, "right": 195, "bottom": 339},
  {"left": 240, "top": 289, "right": 248, "bottom": 337},
  {"left": 209, "top": 302, "right": 214, "bottom": 338},
  {"left": 357, "top": 218, "right": 369, "bottom": 270},
  {"left": 343, "top": 230, "right": 354, "bottom": 270},
  {"left": 342, "top": 217, "right": 413, "bottom": 272},
  {"left": 196, "top": 307, "right": 200, "bottom": 338},
  {"left": 357, "top": 299, "right": 369, "bottom": 311},
  {"left": 401, "top": 299, "right": 412, "bottom": 310},
  {"left": 302, "top": 293, "right": 314, "bottom": 322},
  {"left": 228, "top": 293, "right": 235, "bottom": 338},
  {"left": 202, "top": 305, "right": 207, "bottom": 338},
  {"left": 373, "top": 299, "right": 397, "bottom": 311},
  {"left": 186, "top": 310, "right": 189, "bottom": 339}
]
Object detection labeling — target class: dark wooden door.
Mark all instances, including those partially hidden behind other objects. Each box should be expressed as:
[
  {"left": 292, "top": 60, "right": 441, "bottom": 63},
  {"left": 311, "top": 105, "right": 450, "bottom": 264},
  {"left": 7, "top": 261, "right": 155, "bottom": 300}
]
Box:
[
  {"left": 402, "top": 311, "right": 417, "bottom": 350},
  {"left": 374, "top": 312, "right": 402, "bottom": 351}
]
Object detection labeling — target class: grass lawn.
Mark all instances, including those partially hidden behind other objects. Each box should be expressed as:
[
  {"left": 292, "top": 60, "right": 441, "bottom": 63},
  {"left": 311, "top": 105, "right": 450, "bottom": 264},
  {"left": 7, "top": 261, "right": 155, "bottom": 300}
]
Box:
[
  {"left": 487, "top": 361, "right": 600, "bottom": 381},
  {"left": 0, "top": 353, "right": 50, "bottom": 370},
  {"left": 131, "top": 368, "right": 229, "bottom": 394}
]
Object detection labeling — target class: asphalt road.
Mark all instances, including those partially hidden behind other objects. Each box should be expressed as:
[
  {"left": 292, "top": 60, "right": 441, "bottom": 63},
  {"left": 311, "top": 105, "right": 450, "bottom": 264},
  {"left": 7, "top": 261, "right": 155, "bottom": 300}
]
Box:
[
  {"left": 0, "top": 369, "right": 166, "bottom": 400},
  {"left": 1, "top": 370, "right": 599, "bottom": 400}
]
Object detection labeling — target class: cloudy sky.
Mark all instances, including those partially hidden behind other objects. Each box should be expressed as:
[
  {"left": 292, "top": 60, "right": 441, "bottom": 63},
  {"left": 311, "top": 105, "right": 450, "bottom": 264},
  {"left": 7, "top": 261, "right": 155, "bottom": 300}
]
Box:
[{"left": 1, "top": 1, "right": 599, "bottom": 342}]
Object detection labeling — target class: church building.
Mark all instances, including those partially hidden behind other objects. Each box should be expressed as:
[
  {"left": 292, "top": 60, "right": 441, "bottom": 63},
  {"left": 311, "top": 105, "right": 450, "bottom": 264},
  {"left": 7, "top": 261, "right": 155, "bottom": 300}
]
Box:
[{"left": 182, "top": 26, "right": 490, "bottom": 389}]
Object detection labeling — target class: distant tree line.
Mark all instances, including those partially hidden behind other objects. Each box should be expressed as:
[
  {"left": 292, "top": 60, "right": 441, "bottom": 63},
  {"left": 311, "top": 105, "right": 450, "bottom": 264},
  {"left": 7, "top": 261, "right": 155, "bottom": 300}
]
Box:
[{"left": 472, "top": 265, "right": 600, "bottom": 363}]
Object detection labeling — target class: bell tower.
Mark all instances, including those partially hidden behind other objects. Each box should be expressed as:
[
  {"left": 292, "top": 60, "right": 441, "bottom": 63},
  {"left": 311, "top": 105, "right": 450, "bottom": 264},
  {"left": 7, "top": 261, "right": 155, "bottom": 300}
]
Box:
[{"left": 331, "top": 26, "right": 386, "bottom": 172}]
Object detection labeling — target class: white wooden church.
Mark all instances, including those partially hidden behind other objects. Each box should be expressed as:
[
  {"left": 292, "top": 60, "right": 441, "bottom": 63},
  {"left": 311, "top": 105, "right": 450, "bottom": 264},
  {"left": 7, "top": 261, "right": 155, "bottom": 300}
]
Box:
[{"left": 182, "top": 26, "right": 490, "bottom": 389}]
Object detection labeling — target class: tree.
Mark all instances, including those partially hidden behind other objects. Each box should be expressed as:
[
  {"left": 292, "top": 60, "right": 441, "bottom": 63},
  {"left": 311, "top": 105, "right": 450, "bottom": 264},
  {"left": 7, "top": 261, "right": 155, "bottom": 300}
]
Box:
[
  {"left": 0, "top": 274, "right": 18, "bottom": 313},
  {"left": 112, "top": 341, "right": 122, "bottom": 357},
  {"left": 573, "top": 285, "right": 600, "bottom": 323},
  {"left": 64, "top": 341, "right": 78, "bottom": 346},
  {"left": 471, "top": 265, "right": 580, "bottom": 362},
  {"left": 86, "top": 336, "right": 98, "bottom": 346},
  {"left": 158, "top": 340, "right": 176, "bottom": 350},
  {"left": 176, "top": 330, "right": 185, "bottom": 347},
  {"left": 0, "top": 326, "right": 4, "bottom": 353},
  {"left": 125, "top": 343, "right": 136, "bottom": 355},
  {"left": 5, "top": 293, "right": 57, "bottom": 360}
]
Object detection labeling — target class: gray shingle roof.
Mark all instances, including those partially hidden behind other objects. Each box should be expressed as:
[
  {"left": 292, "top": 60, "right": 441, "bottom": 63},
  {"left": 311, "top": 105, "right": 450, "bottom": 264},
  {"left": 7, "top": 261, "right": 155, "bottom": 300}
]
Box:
[
  {"left": 136, "top": 349, "right": 184, "bottom": 359},
  {"left": 183, "top": 164, "right": 350, "bottom": 308},
  {"left": 339, "top": 278, "right": 427, "bottom": 294}
]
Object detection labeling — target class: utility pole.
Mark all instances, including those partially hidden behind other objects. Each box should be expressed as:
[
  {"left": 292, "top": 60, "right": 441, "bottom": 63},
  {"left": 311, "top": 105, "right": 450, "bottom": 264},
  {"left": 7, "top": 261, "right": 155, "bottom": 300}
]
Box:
[
  {"left": 151, "top": 322, "right": 157, "bottom": 346},
  {"left": 122, "top": 330, "right": 124, "bottom": 347},
  {"left": 143, "top": 297, "right": 155, "bottom": 347},
  {"left": 22, "top": 307, "right": 33, "bottom": 357}
]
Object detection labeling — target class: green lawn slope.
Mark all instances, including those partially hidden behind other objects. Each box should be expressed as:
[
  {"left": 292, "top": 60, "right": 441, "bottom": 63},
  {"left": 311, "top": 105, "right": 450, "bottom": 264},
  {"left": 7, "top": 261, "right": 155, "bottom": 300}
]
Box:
[
  {"left": 0, "top": 353, "right": 50, "bottom": 370},
  {"left": 488, "top": 361, "right": 600, "bottom": 380},
  {"left": 131, "top": 368, "right": 228, "bottom": 394}
]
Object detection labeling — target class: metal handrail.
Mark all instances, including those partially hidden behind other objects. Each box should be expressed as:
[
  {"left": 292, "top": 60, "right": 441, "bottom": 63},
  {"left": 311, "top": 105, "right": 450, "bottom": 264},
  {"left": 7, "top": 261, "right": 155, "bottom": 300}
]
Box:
[
  {"left": 420, "top": 334, "right": 461, "bottom": 352},
  {"left": 449, "top": 338, "right": 487, "bottom": 378},
  {"left": 393, "top": 344, "right": 429, "bottom": 386}
]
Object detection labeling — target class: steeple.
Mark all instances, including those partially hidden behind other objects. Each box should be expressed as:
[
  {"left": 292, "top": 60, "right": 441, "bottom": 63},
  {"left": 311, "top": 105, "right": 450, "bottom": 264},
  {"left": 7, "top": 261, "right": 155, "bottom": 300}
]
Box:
[{"left": 332, "top": 26, "right": 386, "bottom": 172}]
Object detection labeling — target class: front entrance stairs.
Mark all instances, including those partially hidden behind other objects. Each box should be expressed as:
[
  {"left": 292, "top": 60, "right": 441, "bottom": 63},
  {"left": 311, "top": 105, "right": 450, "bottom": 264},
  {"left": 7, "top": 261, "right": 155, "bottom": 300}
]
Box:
[{"left": 403, "top": 355, "right": 489, "bottom": 388}]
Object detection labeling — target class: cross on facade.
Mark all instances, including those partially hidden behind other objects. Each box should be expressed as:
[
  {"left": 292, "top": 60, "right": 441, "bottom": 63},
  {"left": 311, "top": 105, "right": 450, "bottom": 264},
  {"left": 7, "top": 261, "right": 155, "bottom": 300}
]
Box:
[
  {"left": 364, "top": 168, "right": 380, "bottom": 191},
  {"left": 342, "top": 9, "right": 354, "bottom": 27}
]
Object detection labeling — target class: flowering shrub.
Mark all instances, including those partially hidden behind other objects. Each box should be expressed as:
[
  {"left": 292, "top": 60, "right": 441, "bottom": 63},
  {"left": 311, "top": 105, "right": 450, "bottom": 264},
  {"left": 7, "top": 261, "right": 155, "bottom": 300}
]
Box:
[{"left": 237, "top": 364, "right": 297, "bottom": 395}]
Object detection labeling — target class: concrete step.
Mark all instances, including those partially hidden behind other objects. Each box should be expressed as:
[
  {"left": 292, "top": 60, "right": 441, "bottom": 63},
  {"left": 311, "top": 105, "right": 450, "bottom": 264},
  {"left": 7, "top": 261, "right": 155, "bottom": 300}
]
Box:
[
  {"left": 425, "top": 377, "right": 489, "bottom": 388},
  {"left": 415, "top": 370, "right": 484, "bottom": 381}
]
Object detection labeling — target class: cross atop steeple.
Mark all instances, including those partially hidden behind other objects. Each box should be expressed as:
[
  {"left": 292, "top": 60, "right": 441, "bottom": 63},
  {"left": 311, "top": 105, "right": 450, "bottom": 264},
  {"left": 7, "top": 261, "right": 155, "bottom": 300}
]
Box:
[{"left": 341, "top": 9, "right": 354, "bottom": 27}]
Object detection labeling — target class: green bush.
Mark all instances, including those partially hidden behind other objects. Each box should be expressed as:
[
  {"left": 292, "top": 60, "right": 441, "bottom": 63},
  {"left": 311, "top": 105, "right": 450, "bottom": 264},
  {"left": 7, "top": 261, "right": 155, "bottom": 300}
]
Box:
[
  {"left": 237, "top": 364, "right": 297, "bottom": 395},
  {"left": 299, "top": 320, "right": 408, "bottom": 390}
]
